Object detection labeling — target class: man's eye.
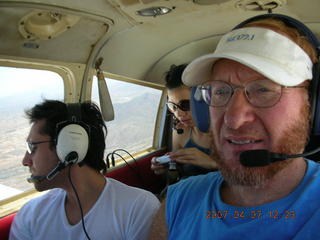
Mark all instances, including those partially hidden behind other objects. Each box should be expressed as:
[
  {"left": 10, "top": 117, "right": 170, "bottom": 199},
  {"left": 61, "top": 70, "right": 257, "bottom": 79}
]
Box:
[
  {"left": 30, "top": 146, "right": 36, "bottom": 153},
  {"left": 214, "top": 89, "right": 229, "bottom": 95},
  {"left": 257, "top": 87, "right": 271, "bottom": 92}
]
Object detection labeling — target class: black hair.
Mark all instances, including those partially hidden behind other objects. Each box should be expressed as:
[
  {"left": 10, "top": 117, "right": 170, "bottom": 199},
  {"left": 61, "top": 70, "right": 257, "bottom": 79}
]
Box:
[
  {"left": 25, "top": 100, "right": 107, "bottom": 172},
  {"left": 165, "top": 64, "right": 188, "bottom": 89}
]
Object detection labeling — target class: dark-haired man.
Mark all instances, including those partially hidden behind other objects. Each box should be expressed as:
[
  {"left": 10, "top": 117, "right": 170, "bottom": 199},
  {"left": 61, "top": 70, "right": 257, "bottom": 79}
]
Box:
[{"left": 10, "top": 100, "right": 159, "bottom": 240}]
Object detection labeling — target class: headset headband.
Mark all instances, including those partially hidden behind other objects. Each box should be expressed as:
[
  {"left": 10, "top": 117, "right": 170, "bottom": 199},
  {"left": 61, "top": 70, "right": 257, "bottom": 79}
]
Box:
[
  {"left": 67, "top": 103, "right": 82, "bottom": 122},
  {"left": 234, "top": 14, "right": 320, "bottom": 51}
]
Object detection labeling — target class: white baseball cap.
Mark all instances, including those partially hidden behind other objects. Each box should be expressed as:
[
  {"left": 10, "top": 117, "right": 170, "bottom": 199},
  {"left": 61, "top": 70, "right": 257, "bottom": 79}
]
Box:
[{"left": 182, "top": 27, "right": 313, "bottom": 87}]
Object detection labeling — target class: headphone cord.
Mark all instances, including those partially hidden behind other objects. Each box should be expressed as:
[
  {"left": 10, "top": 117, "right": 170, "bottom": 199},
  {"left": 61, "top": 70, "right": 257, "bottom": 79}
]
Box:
[
  {"left": 111, "top": 152, "right": 143, "bottom": 180},
  {"left": 107, "top": 151, "right": 146, "bottom": 188},
  {"left": 68, "top": 166, "right": 92, "bottom": 240},
  {"left": 112, "top": 149, "right": 138, "bottom": 165}
]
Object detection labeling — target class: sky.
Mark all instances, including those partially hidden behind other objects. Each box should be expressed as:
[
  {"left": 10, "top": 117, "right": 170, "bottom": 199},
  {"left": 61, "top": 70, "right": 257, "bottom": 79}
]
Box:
[
  {"left": 0, "top": 65, "right": 160, "bottom": 109},
  {"left": 0, "top": 66, "right": 65, "bottom": 98}
]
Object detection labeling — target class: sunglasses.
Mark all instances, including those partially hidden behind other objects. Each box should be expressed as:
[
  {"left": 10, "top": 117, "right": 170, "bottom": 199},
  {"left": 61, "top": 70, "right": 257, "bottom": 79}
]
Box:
[
  {"left": 26, "top": 140, "right": 53, "bottom": 154},
  {"left": 166, "top": 99, "right": 190, "bottom": 112}
]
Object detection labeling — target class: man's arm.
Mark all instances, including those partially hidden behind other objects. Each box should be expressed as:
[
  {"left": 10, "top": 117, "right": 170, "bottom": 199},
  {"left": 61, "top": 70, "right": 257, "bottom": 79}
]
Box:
[{"left": 149, "top": 200, "right": 168, "bottom": 240}]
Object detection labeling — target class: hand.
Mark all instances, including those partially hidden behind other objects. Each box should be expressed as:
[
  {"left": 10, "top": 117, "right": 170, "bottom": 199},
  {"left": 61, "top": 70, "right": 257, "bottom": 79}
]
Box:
[
  {"left": 170, "top": 148, "right": 218, "bottom": 170},
  {"left": 151, "top": 156, "right": 168, "bottom": 175}
]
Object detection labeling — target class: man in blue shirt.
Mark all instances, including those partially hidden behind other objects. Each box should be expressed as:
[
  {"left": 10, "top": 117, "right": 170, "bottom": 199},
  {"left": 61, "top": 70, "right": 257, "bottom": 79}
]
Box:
[{"left": 149, "top": 14, "right": 320, "bottom": 240}]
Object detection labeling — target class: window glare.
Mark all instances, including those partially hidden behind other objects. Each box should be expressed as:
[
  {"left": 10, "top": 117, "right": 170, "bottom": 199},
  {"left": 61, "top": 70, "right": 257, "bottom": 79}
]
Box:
[
  {"left": 92, "top": 77, "right": 162, "bottom": 156},
  {"left": 0, "top": 66, "right": 63, "bottom": 199}
]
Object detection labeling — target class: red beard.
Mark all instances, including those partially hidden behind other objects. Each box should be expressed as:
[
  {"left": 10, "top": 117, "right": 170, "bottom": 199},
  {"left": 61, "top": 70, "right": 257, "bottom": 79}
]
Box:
[{"left": 211, "top": 102, "right": 310, "bottom": 187}]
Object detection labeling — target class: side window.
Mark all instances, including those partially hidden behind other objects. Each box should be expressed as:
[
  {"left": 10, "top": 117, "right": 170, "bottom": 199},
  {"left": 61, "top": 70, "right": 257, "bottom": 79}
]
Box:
[
  {"left": 92, "top": 77, "right": 162, "bottom": 159},
  {"left": 0, "top": 66, "right": 63, "bottom": 200}
]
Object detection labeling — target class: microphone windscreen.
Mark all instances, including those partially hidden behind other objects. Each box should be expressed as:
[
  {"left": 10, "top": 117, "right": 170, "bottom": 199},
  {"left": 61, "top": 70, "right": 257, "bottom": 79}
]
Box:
[
  {"left": 27, "top": 175, "right": 46, "bottom": 183},
  {"left": 240, "top": 150, "right": 271, "bottom": 167},
  {"left": 177, "top": 129, "right": 184, "bottom": 134}
]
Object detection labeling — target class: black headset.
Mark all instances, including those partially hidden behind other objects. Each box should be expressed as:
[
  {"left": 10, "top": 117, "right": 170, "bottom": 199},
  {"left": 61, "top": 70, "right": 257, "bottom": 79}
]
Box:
[
  {"left": 192, "top": 14, "right": 320, "bottom": 138},
  {"left": 55, "top": 103, "right": 90, "bottom": 166}
]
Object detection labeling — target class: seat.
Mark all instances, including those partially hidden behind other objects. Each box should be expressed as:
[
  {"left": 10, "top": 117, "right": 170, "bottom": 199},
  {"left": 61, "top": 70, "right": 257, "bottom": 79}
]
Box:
[{"left": 0, "top": 213, "right": 16, "bottom": 240}]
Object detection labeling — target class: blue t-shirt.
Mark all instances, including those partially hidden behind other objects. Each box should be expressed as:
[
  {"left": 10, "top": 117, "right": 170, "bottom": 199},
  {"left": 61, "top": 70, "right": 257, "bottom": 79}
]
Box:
[
  {"left": 166, "top": 159, "right": 320, "bottom": 240},
  {"left": 179, "top": 139, "right": 211, "bottom": 177}
]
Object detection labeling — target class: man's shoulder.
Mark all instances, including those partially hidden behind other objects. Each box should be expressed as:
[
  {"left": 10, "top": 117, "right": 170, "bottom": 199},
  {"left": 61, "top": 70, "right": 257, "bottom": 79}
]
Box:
[
  {"left": 174, "top": 171, "right": 219, "bottom": 187},
  {"left": 306, "top": 159, "right": 320, "bottom": 167},
  {"left": 105, "top": 177, "right": 160, "bottom": 204},
  {"left": 168, "top": 171, "right": 221, "bottom": 197},
  {"left": 23, "top": 189, "right": 63, "bottom": 208},
  {"left": 306, "top": 159, "right": 320, "bottom": 175},
  {"left": 15, "top": 189, "right": 64, "bottom": 221},
  {"left": 165, "top": 172, "right": 221, "bottom": 222}
]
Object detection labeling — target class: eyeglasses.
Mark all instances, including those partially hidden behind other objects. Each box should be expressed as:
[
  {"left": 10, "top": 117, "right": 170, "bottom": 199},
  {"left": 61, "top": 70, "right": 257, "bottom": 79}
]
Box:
[
  {"left": 26, "top": 140, "right": 53, "bottom": 154},
  {"left": 166, "top": 99, "right": 190, "bottom": 112},
  {"left": 200, "top": 80, "right": 308, "bottom": 108}
]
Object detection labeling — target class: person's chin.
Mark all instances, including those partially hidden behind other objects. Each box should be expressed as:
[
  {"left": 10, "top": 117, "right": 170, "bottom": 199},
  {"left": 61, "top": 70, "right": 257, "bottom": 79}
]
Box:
[
  {"left": 34, "top": 181, "right": 52, "bottom": 192},
  {"left": 34, "top": 183, "right": 46, "bottom": 192}
]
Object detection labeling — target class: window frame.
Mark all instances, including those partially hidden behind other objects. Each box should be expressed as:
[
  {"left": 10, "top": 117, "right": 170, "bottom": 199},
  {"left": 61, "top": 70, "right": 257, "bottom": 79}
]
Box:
[{"left": 90, "top": 72, "right": 167, "bottom": 166}]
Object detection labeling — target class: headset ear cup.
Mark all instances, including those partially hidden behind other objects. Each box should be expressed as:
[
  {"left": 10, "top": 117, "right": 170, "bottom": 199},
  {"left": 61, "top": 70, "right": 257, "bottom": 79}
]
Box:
[
  {"left": 56, "top": 123, "right": 89, "bottom": 165},
  {"left": 190, "top": 86, "right": 210, "bottom": 133}
]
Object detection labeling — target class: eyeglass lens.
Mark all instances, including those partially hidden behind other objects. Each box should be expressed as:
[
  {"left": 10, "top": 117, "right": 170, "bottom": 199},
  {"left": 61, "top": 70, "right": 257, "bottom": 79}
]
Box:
[
  {"left": 26, "top": 141, "right": 52, "bottom": 154},
  {"left": 202, "top": 80, "right": 282, "bottom": 108}
]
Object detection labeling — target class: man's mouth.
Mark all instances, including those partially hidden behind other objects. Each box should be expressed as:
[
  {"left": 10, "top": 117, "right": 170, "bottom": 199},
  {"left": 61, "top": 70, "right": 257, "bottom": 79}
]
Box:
[{"left": 227, "top": 139, "right": 263, "bottom": 145}]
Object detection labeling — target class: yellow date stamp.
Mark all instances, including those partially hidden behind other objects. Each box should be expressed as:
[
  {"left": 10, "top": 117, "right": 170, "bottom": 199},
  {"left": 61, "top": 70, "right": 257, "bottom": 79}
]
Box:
[{"left": 206, "top": 210, "right": 296, "bottom": 220}]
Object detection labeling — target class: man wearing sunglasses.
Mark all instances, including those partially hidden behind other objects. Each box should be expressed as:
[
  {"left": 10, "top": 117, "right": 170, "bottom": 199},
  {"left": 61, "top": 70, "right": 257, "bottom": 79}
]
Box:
[
  {"left": 150, "top": 15, "right": 320, "bottom": 240},
  {"left": 10, "top": 100, "right": 159, "bottom": 240}
]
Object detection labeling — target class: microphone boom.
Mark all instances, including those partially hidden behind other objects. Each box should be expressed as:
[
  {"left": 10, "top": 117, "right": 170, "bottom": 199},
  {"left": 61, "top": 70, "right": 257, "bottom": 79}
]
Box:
[{"left": 240, "top": 146, "right": 320, "bottom": 167}]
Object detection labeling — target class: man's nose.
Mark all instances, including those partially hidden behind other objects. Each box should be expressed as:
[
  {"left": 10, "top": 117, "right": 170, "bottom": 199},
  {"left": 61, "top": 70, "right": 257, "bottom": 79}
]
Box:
[
  {"left": 175, "top": 108, "right": 186, "bottom": 117},
  {"left": 22, "top": 151, "right": 32, "bottom": 166},
  {"left": 223, "top": 90, "right": 256, "bottom": 130}
]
